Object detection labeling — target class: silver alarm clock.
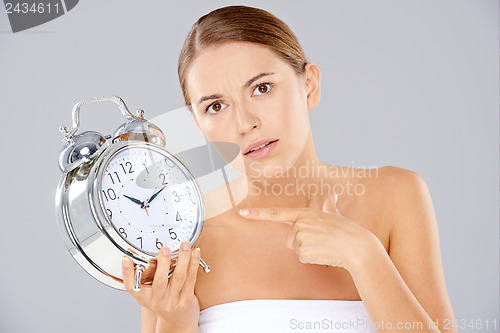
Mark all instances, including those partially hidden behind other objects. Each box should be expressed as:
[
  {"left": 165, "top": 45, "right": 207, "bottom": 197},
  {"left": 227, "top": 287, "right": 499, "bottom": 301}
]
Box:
[{"left": 55, "top": 96, "right": 210, "bottom": 292}]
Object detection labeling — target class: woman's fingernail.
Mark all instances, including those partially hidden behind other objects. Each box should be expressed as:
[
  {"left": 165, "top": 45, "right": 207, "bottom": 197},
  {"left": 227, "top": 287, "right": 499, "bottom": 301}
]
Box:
[
  {"left": 331, "top": 193, "right": 338, "bottom": 205},
  {"left": 239, "top": 209, "right": 250, "bottom": 216},
  {"left": 194, "top": 248, "right": 201, "bottom": 259},
  {"left": 122, "top": 257, "right": 130, "bottom": 268},
  {"left": 182, "top": 241, "right": 190, "bottom": 251},
  {"left": 162, "top": 246, "right": 170, "bottom": 256}
]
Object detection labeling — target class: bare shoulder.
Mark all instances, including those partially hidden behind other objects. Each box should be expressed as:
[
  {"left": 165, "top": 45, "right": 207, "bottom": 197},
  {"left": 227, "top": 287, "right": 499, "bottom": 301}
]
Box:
[
  {"left": 367, "top": 169, "right": 456, "bottom": 326},
  {"left": 363, "top": 165, "right": 431, "bottom": 231},
  {"left": 319, "top": 165, "right": 426, "bottom": 253},
  {"left": 349, "top": 165, "right": 428, "bottom": 205},
  {"left": 330, "top": 164, "right": 422, "bottom": 189},
  {"left": 362, "top": 165, "right": 425, "bottom": 190},
  {"left": 372, "top": 165, "right": 432, "bottom": 225},
  {"left": 331, "top": 164, "right": 425, "bottom": 208}
]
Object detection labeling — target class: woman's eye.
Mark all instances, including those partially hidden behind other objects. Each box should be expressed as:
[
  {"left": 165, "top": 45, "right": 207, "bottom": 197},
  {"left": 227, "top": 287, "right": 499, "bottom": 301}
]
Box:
[
  {"left": 206, "top": 102, "right": 227, "bottom": 114},
  {"left": 253, "top": 83, "right": 272, "bottom": 96}
]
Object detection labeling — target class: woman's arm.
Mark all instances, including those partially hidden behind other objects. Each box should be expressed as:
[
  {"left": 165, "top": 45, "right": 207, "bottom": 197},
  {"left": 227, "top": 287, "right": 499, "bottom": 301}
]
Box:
[
  {"left": 141, "top": 304, "right": 199, "bottom": 333},
  {"left": 349, "top": 167, "right": 457, "bottom": 333},
  {"left": 141, "top": 306, "right": 157, "bottom": 333}
]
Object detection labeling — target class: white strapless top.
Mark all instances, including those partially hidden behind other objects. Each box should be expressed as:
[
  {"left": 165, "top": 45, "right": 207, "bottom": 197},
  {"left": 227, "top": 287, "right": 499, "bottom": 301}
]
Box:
[{"left": 198, "top": 299, "right": 376, "bottom": 333}]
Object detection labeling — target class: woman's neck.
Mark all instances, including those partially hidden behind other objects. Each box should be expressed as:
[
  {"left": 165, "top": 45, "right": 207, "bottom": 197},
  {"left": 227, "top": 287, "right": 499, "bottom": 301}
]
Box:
[{"left": 238, "top": 155, "right": 338, "bottom": 210}]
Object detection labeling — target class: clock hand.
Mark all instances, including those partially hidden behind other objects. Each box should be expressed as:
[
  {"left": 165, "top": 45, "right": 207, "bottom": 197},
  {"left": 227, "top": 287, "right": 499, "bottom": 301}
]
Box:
[
  {"left": 124, "top": 194, "right": 149, "bottom": 216},
  {"left": 146, "top": 186, "right": 166, "bottom": 205},
  {"left": 123, "top": 194, "right": 145, "bottom": 206}
]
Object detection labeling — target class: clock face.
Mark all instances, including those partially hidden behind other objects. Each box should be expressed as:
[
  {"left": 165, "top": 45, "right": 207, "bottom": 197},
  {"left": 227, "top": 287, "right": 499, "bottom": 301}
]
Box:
[{"left": 100, "top": 145, "right": 202, "bottom": 254}]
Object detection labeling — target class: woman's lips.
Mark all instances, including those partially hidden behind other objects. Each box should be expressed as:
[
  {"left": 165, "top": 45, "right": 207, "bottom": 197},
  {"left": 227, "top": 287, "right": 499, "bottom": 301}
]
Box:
[{"left": 243, "top": 140, "right": 279, "bottom": 159}]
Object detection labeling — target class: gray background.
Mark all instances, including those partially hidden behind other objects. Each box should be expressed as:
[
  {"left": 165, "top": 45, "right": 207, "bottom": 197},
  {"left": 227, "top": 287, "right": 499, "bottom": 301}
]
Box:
[{"left": 0, "top": 0, "right": 498, "bottom": 332}]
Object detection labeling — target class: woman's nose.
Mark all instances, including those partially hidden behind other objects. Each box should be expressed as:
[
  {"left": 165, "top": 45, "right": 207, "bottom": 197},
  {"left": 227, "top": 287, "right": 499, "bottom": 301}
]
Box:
[{"left": 235, "top": 106, "right": 260, "bottom": 135}]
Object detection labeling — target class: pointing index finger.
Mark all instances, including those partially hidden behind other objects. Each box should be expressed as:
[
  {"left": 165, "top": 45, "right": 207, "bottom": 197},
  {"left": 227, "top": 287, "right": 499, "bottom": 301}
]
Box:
[{"left": 238, "top": 207, "right": 307, "bottom": 224}]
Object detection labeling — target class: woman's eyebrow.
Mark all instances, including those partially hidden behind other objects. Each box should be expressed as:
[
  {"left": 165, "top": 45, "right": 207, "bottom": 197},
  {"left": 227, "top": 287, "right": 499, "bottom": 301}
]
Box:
[
  {"left": 196, "top": 72, "right": 275, "bottom": 107},
  {"left": 243, "top": 72, "right": 275, "bottom": 88},
  {"left": 197, "top": 94, "right": 223, "bottom": 107}
]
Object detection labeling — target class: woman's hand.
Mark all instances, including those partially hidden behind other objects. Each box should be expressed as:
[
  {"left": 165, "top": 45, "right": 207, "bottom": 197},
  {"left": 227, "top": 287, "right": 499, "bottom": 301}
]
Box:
[
  {"left": 238, "top": 193, "right": 379, "bottom": 272},
  {"left": 122, "top": 240, "right": 201, "bottom": 333}
]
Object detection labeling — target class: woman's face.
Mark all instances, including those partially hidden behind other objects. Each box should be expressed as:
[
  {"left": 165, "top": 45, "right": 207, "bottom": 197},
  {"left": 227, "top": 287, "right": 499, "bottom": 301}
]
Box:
[{"left": 186, "top": 41, "right": 319, "bottom": 178}]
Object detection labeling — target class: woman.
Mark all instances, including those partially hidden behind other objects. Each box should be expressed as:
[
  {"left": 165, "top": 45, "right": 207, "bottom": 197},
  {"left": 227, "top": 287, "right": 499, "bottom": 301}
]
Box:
[{"left": 122, "top": 5, "right": 456, "bottom": 332}]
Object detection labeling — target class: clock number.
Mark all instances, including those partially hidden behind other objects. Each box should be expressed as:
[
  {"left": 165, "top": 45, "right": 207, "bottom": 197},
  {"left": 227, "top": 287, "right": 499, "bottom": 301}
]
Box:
[
  {"left": 102, "top": 188, "right": 117, "bottom": 201},
  {"left": 119, "top": 227, "right": 127, "bottom": 238},
  {"left": 176, "top": 212, "right": 182, "bottom": 223},
  {"left": 107, "top": 172, "right": 121, "bottom": 185},
  {"left": 120, "top": 162, "right": 134, "bottom": 174},
  {"left": 169, "top": 228, "right": 177, "bottom": 240},
  {"left": 156, "top": 238, "right": 163, "bottom": 250},
  {"left": 106, "top": 209, "right": 113, "bottom": 219},
  {"left": 186, "top": 186, "right": 196, "bottom": 204},
  {"left": 172, "top": 191, "right": 180, "bottom": 202},
  {"left": 159, "top": 173, "right": 168, "bottom": 186},
  {"left": 165, "top": 158, "right": 175, "bottom": 168},
  {"left": 136, "top": 237, "right": 143, "bottom": 248}
]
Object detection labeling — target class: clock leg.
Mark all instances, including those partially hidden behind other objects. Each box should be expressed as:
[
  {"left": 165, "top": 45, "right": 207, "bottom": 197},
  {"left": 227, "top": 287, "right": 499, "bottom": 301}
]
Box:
[
  {"left": 164, "top": 258, "right": 210, "bottom": 278},
  {"left": 199, "top": 258, "right": 211, "bottom": 273},
  {"left": 133, "top": 264, "right": 145, "bottom": 292}
]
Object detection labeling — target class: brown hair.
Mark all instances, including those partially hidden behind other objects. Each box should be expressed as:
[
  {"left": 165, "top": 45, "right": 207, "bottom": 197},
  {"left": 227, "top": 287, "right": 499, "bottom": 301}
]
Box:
[{"left": 178, "top": 5, "right": 308, "bottom": 107}]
